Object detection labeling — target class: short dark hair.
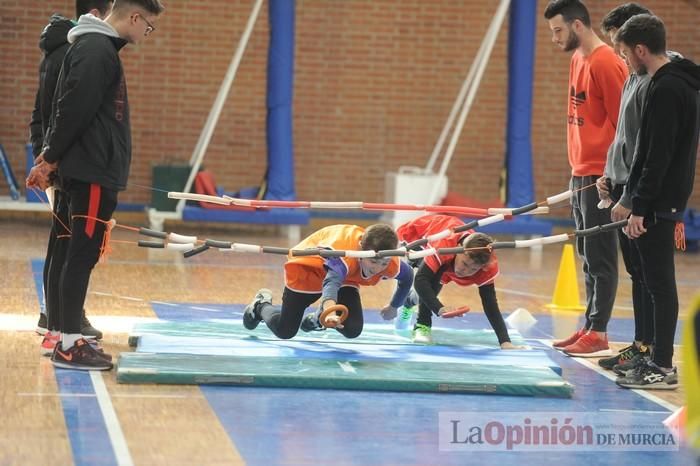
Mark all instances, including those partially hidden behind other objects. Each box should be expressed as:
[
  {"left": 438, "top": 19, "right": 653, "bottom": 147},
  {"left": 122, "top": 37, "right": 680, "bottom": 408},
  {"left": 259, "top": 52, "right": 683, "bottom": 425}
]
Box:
[
  {"left": 361, "top": 224, "right": 398, "bottom": 252},
  {"left": 615, "top": 14, "right": 666, "bottom": 55},
  {"left": 113, "top": 0, "right": 165, "bottom": 15},
  {"left": 76, "top": 0, "right": 113, "bottom": 17},
  {"left": 543, "top": 0, "right": 591, "bottom": 27},
  {"left": 600, "top": 3, "right": 652, "bottom": 34},
  {"left": 462, "top": 232, "right": 494, "bottom": 266}
]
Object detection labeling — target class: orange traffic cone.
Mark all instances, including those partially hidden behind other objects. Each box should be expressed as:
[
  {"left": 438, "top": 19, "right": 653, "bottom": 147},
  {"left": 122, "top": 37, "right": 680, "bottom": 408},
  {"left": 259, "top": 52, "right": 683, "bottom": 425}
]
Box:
[
  {"left": 663, "top": 406, "right": 686, "bottom": 443},
  {"left": 545, "top": 244, "right": 585, "bottom": 312}
]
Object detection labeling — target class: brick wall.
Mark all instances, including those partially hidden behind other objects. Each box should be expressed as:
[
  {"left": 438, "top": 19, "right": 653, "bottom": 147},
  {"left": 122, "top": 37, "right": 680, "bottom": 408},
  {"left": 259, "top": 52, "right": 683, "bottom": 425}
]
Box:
[{"left": 0, "top": 0, "right": 698, "bottom": 210}]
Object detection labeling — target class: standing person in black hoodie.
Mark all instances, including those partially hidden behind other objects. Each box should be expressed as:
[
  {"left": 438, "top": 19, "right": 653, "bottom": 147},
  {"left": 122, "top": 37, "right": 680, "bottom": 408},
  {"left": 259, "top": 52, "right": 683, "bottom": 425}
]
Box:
[
  {"left": 612, "top": 14, "right": 700, "bottom": 390},
  {"left": 26, "top": 0, "right": 165, "bottom": 371},
  {"left": 30, "top": 1, "right": 114, "bottom": 342}
]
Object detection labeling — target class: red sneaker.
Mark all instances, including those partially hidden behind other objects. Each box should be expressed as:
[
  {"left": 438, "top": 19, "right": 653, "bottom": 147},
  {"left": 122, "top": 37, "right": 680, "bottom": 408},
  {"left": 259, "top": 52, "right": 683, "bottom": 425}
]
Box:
[
  {"left": 552, "top": 328, "right": 585, "bottom": 350},
  {"left": 563, "top": 332, "right": 613, "bottom": 358},
  {"left": 40, "top": 332, "right": 61, "bottom": 357}
]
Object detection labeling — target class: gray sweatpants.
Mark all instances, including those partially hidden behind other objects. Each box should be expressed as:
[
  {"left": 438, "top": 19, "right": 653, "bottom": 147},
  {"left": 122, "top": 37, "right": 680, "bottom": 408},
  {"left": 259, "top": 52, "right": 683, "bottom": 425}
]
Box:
[{"left": 570, "top": 175, "right": 619, "bottom": 332}]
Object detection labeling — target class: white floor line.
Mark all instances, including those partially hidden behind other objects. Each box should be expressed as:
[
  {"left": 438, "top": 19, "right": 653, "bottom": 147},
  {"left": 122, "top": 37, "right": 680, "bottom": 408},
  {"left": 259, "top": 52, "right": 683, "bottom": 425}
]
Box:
[
  {"left": 90, "top": 371, "right": 134, "bottom": 466},
  {"left": 535, "top": 338, "right": 680, "bottom": 413},
  {"left": 494, "top": 286, "right": 635, "bottom": 312},
  {"left": 599, "top": 408, "right": 671, "bottom": 414},
  {"left": 494, "top": 287, "right": 550, "bottom": 300},
  {"left": 17, "top": 392, "right": 203, "bottom": 399},
  {"left": 0, "top": 314, "right": 160, "bottom": 333},
  {"left": 569, "top": 355, "right": 680, "bottom": 412}
]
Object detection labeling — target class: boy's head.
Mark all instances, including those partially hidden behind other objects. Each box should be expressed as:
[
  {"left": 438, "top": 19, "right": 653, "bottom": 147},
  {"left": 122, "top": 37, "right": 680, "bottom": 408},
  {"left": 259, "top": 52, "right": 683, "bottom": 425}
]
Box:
[
  {"left": 544, "top": 0, "right": 591, "bottom": 52},
  {"left": 76, "top": 0, "right": 114, "bottom": 19},
  {"left": 359, "top": 224, "right": 398, "bottom": 277},
  {"left": 454, "top": 232, "right": 494, "bottom": 278},
  {"left": 614, "top": 14, "right": 666, "bottom": 74},
  {"left": 108, "top": 0, "right": 165, "bottom": 44},
  {"left": 600, "top": 3, "right": 651, "bottom": 55}
]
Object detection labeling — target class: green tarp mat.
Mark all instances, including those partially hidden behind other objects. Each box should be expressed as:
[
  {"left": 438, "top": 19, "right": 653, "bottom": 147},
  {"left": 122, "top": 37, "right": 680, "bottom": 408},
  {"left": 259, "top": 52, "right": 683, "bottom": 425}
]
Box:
[{"left": 117, "top": 352, "right": 573, "bottom": 398}]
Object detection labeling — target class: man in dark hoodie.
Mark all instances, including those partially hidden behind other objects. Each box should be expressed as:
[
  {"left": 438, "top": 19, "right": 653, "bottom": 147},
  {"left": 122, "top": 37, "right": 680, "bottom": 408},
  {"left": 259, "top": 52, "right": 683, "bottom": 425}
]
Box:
[
  {"left": 26, "top": 0, "right": 165, "bottom": 371},
  {"left": 595, "top": 4, "right": 687, "bottom": 374},
  {"left": 612, "top": 14, "right": 700, "bottom": 390},
  {"left": 30, "top": 0, "right": 114, "bottom": 342}
]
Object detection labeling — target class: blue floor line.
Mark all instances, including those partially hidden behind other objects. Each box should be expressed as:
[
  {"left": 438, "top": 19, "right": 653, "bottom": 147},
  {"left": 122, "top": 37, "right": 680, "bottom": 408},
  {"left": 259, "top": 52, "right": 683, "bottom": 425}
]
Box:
[
  {"left": 31, "top": 259, "right": 118, "bottom": 466},
  {"left": 146, "top": 302, "right": 693, "bottom": 465},
  {"left": 199, "top": 333, "right": 694, "bottom": 465},
  {"left": 29, "top": 256, "right": 693, "bottom": 465},
  {"left": 54, "top": 371, "right": 118, "bottom": 466},
  {"left": 30, "top": 258, "right": 45, "bottom": 312}
]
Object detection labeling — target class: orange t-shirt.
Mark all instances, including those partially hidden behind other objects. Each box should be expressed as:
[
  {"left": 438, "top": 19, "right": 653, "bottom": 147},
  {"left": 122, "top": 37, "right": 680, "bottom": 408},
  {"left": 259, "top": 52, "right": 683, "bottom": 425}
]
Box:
[
  {"left": 396, "top": 214, "right": 499, "bottom": 287},
  {"left": 568, "top": 45, "right": 627, "bottom": 176},
  {"left": 284, "top": 224, "right": 400, "bottom": 293}
]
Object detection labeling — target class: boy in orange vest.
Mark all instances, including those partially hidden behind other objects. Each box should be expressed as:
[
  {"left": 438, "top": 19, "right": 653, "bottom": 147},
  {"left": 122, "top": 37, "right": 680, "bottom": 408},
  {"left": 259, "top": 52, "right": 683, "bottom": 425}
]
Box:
[{"left": 243, "top": 224, "right": 414, "bottom": 339}]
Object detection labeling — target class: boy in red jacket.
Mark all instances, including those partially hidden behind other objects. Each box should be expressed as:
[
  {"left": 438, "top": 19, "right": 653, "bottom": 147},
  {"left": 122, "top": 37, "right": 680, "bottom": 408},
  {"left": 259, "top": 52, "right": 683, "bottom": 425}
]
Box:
[{"left": 397, "top": 214, "right": 521, "bottom": 348}]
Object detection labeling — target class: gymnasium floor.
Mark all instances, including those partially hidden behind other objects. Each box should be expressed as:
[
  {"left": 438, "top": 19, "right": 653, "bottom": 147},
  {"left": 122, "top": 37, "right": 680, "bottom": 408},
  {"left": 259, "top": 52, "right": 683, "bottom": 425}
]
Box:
[{"left": 0, "top": 216, "right": 698, "bottom": 465}]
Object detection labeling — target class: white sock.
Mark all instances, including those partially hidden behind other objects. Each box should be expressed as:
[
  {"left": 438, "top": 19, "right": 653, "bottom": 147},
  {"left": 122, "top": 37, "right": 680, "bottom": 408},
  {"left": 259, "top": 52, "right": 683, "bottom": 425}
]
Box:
[{"left": 62, "top": 333, "right": 82, "bottom": 349}]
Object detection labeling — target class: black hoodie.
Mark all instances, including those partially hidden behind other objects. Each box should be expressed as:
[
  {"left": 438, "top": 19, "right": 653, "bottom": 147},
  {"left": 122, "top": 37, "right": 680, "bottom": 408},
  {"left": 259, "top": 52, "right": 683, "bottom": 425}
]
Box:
[
  {"left": 628, "top": 58, "right": 700, "bottom": 220},
  {"left": 42, "top": 15, "right": 131, "bottom": 192},
  {"left": 28, "top": 15, "right": 74, "bottom": 157}
]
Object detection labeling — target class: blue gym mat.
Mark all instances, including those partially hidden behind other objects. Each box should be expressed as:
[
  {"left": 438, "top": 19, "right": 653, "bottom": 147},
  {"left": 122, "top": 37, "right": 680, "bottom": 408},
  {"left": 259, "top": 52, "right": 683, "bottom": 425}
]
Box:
[
  {"left": 134, "top": 332, "right": 562, "bottom": 375},
  {"left": 127, "top": 321, "right": 527, "bottom": 347}
]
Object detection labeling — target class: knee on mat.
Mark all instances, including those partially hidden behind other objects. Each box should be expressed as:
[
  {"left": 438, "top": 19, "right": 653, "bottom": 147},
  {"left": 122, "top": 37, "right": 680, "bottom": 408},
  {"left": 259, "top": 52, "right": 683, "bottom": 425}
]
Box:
[
  {"left": 273, "top": 329, "right": 298, "bottom": 340},
  {"left": 338, "top": 327, "right": 362, "bottom": 339}
]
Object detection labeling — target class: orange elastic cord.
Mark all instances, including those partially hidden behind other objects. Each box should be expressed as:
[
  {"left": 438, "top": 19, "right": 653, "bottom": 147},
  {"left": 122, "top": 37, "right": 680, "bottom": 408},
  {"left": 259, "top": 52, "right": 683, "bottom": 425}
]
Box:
[
  {"left": 463, "top": 245, "right": 492, "bottom": 253},
  {"left": 571, "top": 182, "right": 598, "bottom": 194},
  {"left": 675, "top": 221, "right": 686, "bottom": 251},
  {"left": 99, "top": 219, "right": 115, "bottom": 263},
  {"left": 72, "top": 216, "right": 116, "bottom": 263},
  {"left": 30, "top": 187, "right": 72, "bottom": 235}
]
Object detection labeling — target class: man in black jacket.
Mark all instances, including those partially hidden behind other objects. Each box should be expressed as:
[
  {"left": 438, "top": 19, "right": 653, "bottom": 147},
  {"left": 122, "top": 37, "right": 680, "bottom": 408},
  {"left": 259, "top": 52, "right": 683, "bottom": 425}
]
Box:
[
  {"left": 27, "top": 0, "right": 165, "bottom": 371},
  {"left": 30, "top": 0, "right": 114, "bottom": 342},
  {"left": 612, "top": 14, "right": 700, "bottom": 390}
]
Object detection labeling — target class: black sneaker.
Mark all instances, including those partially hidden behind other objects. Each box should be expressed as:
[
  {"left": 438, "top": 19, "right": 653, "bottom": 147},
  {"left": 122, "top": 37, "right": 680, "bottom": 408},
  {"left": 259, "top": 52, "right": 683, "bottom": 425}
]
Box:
[
  {"left": 616, "top": 361, "right": 678, "bottom": 390},
  {"left": 51, "top": 338, "right": 113, "bottom": 371},
  {"left": 599, "top": 343, "right": 642, "bottom": 370},
  {"left": 300, "top": 312, "right": 324, "bottom": 332},
  {"left": 87, "top": 340, "right": 114, "bottom": 362},
  {"left": 36, "top": 313, "right": 48, "bottom": 336},
  {"left": 243, "top": 289, "right": 272, "bottom": 330},
  {"left": 613, "top": 351, "right": 650, "bottom": 376},
  {"left": 81, "top": 312, "right": 103, "bottom": 340}
]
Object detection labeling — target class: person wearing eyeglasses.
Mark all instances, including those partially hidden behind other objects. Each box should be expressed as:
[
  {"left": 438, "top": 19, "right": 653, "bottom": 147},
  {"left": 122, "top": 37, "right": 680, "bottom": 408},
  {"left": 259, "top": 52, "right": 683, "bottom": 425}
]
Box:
[
  {"left": 26, "top": 0, "right": 165, "bottom": 371},
  {"left": 243, "top": 224, "right": 414, "bottom": 340}
]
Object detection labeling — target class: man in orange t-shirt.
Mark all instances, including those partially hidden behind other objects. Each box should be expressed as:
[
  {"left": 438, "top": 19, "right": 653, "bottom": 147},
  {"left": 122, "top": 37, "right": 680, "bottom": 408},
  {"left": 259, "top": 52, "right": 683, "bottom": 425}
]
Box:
[{"left": 544, "top": 0, "right": 627, "bottom": 357}]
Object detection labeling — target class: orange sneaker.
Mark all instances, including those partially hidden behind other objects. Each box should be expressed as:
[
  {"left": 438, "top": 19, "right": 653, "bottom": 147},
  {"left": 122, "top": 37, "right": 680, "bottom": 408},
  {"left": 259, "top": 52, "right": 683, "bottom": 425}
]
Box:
[
  {"left": 563, "top": 332, "right": 613, "bottom": 358},
  {"left": 552, "top": 328, "right": 585, "bottom": 350}
]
